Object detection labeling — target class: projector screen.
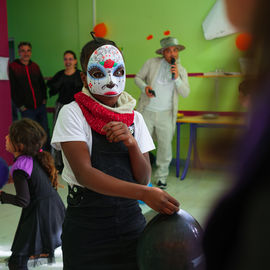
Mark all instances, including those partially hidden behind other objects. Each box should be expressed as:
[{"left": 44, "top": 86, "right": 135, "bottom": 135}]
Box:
[{"left": 202, "top": 0, "right": 238, "bottom": 40}]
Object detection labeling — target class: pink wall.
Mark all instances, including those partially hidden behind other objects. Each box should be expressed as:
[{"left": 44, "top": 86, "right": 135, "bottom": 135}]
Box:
[{"left": 0, "top": 0, "right": 12, "bottom": 164}]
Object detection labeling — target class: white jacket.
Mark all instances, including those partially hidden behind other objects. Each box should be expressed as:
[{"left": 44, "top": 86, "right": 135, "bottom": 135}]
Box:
[{"left": 135, "top": 57, "right": 190, "bottom": 129}]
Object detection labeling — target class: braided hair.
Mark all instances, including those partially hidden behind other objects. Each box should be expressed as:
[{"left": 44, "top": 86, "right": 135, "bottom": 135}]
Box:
[{"left": 9, "top": 118, "right": 59, "bottom": 189}]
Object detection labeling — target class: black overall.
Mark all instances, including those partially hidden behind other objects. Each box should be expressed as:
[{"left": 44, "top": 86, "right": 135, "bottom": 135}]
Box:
[{"left": 62, "top": 130, "right": 146, "bottom": 270}]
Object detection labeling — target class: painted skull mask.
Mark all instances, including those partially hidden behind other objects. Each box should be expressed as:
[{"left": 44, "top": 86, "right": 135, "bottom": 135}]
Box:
[{"left": 87, "top": 45, "right": 126, "bottom": 96}]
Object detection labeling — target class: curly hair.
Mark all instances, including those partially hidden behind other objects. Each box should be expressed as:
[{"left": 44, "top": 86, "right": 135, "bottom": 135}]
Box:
[{"left": 9, "top": 118, "right": 59, "bottom": 189}]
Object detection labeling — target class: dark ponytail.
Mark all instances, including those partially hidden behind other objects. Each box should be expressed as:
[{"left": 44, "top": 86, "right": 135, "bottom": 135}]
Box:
[{"left": 36, "top": 151, "right": 59, "bottom": 189}]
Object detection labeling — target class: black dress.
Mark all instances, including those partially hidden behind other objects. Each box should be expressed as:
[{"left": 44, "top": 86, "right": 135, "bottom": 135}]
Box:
[
  {"left": 62, "top": 130, "right": 146, "bottom": 270},
  {"left": 0, "top": 155, "right": 65, "bottom": 264}
]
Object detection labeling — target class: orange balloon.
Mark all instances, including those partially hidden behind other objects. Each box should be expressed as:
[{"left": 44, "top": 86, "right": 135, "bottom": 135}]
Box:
[
  {"left": 93, "top": 23, "right": 107, "bottom": 38},
  {"left": 235, "top": 33, "right": 252, "bottom": 51}
]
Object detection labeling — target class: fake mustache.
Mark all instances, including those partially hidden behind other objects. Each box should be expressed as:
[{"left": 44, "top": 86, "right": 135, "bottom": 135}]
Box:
[{"left": 102, "top": 81, "right": 118, "bottom": 89}]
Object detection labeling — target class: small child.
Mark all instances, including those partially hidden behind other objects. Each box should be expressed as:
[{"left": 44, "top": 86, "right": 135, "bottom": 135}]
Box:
[
  {"left": 0, "top": 118, "right": 65, "bottom": 270},
  {"left": 51, "top": 33, "right": 180, "bottom": 269}
]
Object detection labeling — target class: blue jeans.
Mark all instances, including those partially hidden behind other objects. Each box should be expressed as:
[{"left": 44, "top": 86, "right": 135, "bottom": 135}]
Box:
[{"left": 20, "top": 104, "right": 51, "bottom": 151}]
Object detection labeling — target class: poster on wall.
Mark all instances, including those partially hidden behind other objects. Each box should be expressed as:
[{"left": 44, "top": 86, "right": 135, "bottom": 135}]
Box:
[
  {"left": 202, "top": 0, "right": 237, "bottom": 40},
  {"left": 0, "top": 56, "right": 9, "bottom": 80}
]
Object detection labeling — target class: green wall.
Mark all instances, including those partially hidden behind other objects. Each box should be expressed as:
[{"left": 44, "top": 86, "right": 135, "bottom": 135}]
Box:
[
  {"left": 7, "top": 0, "right": 244, "bottom": 159},
  {"left": 96, "top": 0, "right": 242, "bottom": 112}
]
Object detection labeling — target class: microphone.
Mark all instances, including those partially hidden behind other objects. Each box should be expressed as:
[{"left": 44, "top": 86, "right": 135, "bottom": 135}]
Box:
[{"left": 171, "top": 57, "right": 176, "bottom": 80}]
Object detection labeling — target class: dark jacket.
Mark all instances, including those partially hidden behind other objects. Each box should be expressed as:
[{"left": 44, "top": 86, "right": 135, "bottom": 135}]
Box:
[
  {"left": 9, "top": 59, "right": 47, "bottom": 109},
  {"left": 47, "top": 69, "right": 83, "bottom": 104}
]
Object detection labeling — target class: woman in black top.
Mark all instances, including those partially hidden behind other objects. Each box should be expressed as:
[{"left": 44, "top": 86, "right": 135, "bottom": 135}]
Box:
[{"left": 47, "top": 50, "right": 83, "bottom": 173}]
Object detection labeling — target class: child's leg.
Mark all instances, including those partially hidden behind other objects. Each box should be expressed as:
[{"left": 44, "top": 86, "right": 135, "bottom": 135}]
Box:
[{"left": 8, "top": 254, "right": 29, "bottom": 270}]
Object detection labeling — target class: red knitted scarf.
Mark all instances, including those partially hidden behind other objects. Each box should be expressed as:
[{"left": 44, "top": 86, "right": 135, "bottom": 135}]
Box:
[{"left": 75, "top": 92, "right": 134, "bottom": 135}]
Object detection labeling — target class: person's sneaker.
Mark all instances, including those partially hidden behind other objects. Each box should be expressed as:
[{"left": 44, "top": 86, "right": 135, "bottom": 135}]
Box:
[{"left": 156, "top": 180, "right": 167, "bottom": 190}]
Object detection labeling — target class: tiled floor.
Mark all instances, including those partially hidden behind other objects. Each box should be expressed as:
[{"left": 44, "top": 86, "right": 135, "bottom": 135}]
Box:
[{"left": 0, "top": 165, "right": 232, "bottom": 269}]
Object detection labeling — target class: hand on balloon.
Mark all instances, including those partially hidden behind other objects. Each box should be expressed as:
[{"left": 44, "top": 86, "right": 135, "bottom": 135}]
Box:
[
  {"left": 102, "top": 121, "right": 135, "bottom": 147},
  {"left": 142, "top": 187, "right": 180, "bottom": 215}
]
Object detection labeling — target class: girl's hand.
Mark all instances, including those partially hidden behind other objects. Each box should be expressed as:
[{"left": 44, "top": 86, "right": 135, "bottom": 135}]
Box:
[
  {"left": 102, "top": 121, "right": 135, "bottom": 147},
  {"left": 142, "top": 187, "right": 180, "bottom": 215}
]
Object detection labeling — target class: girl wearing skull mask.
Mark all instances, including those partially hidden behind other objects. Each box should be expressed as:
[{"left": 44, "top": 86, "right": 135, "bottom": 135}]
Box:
[{"left": 51, "top": 34, "right": 179, "bottom": 269}]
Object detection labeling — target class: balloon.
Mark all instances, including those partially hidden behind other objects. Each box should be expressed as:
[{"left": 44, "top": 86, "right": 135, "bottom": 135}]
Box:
[
  {"left": 137, "top": 209, "right": 205, "bottom": 270},
  {"left": 236, "top": 33, "right": 252, "bottom": 51},
  {"left": 0, "top": 157, "right": 9, "bottom": 189},
  {"left": 93, "top": 23, "right": 107, "bottom": 38}
]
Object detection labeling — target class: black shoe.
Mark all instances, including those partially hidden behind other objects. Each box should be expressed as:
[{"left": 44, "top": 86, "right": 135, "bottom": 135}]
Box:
[{"left": 156, "top": 180, "right": 167, "bottom": 190}]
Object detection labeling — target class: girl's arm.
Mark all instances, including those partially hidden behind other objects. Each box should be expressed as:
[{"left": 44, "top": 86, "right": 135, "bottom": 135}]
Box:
[
  {"left": 103, "top": 121, "right": 151, "bottom": 185},
  {"left": 61, "top": 141, "right": 179, "bottom": 215},
  {"left": 0, "top": 170, "right": 30, "bottom": 207}
]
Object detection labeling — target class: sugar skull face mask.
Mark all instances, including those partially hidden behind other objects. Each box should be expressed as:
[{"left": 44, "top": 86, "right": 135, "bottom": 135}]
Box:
[{"left": 87, "top": 45, "right": 126, "bottom": 96}]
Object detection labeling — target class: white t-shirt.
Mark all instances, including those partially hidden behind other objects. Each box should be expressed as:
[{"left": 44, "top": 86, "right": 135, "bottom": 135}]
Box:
[{"left": 51, "top": 101, "right": 155, "bottom": 187}]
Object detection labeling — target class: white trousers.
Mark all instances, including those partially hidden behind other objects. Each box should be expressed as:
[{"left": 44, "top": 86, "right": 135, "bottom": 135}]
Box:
[{"left": 142, "top": 110, "right": 174, "bottom": 180}]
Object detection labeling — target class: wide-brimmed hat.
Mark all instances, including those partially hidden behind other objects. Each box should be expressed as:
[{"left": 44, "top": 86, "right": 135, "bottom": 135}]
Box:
[{"left": 156, "top": 37, "right": 185, "bottom": 55}]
